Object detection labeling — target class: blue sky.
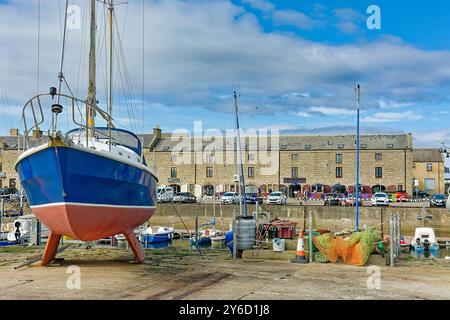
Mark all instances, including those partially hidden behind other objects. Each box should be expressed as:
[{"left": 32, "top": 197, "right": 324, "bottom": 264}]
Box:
[{"left": 1, "top": 0, "right": 450, "bottom": 148}]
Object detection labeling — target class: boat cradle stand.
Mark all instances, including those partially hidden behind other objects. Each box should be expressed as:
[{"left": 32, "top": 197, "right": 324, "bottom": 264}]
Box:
[{"left": 41, "top": 230, "right": 145, "bottom": 266}]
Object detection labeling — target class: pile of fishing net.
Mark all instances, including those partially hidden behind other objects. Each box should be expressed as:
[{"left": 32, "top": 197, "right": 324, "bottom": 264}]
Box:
[{"left": 313, "top": 228, "right": 381, "bottom": 266}]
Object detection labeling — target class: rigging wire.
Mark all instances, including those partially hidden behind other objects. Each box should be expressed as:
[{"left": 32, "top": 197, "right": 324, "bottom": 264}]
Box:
[
  {"left": 37, "top": 0, "right": 41, "bottom": 95},
  {"left": 142, "top": 0, "right": 145, "bottom": 134}
]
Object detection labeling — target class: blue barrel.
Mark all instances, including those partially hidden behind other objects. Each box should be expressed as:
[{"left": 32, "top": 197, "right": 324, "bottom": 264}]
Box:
[{"left": 225, "top": 231, "right": 234, "bottom": 252}]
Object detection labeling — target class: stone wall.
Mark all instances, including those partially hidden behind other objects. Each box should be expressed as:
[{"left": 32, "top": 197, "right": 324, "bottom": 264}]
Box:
[{"left": 152, "top": 203, "right": 450, "bottom": 238}]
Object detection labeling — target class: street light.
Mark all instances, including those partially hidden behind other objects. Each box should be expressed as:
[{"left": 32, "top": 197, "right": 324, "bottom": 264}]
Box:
[{"left": 355, "top": 84, "right": 361, "bottom": 231}]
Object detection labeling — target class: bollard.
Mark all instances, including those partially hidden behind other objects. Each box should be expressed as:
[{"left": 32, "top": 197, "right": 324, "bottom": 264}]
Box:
[
  {"left": 308, "top": 210, "right": 313, "bottom": 263},
  {"left": 194, "top": 212, "right": 199, "bottom": 247},
  {"left": 232, "top": 209, "right": 237, "bottom": 259},
  {"left": 389, "top": 214, "right": 395, "bottom": 267}
]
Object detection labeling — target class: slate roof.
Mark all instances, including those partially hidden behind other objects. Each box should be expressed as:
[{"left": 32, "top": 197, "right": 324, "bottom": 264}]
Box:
[{"left": 413, "top": 149, "right": 443, "bottom": 163}]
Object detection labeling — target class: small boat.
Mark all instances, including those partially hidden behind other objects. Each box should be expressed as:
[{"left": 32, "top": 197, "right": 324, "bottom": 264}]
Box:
[
  {"left": 411, "top": 227, "right": 440, "bottom": 252},
  {"left": 140, "top": 226, "right": 174, "bottom": 244}
]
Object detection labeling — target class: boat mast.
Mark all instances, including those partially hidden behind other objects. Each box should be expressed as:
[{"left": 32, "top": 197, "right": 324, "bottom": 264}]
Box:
[
  {"left": 107, "top": 0, "right": 114, "bottom": 150},
  {"left": 233, "top": 91, "right": 248, "bottom": 217},
  {"left": 87, "top": 0, "right": 97, "bottom": 144}
]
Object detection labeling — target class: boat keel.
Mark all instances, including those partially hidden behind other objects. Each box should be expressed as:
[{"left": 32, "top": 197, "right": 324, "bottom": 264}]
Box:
[
  {"left": 41, "top": 232, "right": 61, "bottom": 266},
  {"left": 124, "top": 231, "right": 145, "bottom": 263}
]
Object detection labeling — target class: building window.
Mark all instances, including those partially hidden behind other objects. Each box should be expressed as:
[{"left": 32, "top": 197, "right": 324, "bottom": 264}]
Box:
[
  {"left": 248, "top": 153, "right": 255, "bottom": 161},
  {"left": 170, "top": 167, "right": 177, "bottom": 178},
  {"left": 188, "top": 184, "right": 195, "bottom": 192},
  {"left": 337, "top": 144, "right": 345, "bottom": 149},
  {"left": 426, "top": 163, "right": 433, "bottom": 172},
  {"left": 206, "top": 167, "right": 213, "bottom": 178},
  {"left": 360, "top": 144, "right": 367, "bottom": 149},
  {"left": 397, "top": 185, "right": 403, "bottom": 192},
  {"left": 336, "top": 167, "right": 343, "bottom": 178},
  {"left": 336, "top": 154, "right": 343, "bottom": 164},
  {"left": 304, "top": 145, "right": 311, "bottom": 150},
  {"left": 248, "top": 167, "right": 255, "bottom": 178},
  {"left": 375, "top": 153, "right": 382, "bottom": 161},
  {"left": 171, "top": 154, "right": 177, "bottom": 162},
  {"left": 291, "top": 154, "right": 299, "bottom": 161},
  {"left": 291, "top": 167, "right": 298, "bottom": 178},
  {"left": 386, "top": 143, "right": 394, "bottom": 149},
  {"left": 375, "top": 167, "right": 383, "bottom": 178}
]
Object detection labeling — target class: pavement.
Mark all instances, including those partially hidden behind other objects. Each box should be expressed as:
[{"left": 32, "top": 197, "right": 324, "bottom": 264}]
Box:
[{"left": 1, "top": 245, "right": 450, "bottom": 300}]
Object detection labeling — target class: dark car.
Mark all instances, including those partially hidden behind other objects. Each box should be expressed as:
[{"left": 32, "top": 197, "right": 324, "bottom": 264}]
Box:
[
  {"left": 172, "top": 192, "right": 197, "bottom": 203},
  {"left": 413, "top": 189, "right": 429, "bottom": 199},
  {"left": 324, "top": 193, "right": 341, "bottom": 206},
  {"left": 0, "top": 187, "right": 19, "bottom": 199},
  {"left": 244, "top": 193, "right": 263, "bottom": 204},
  {"left": 430, "top": 194, "right": 446, "bottom": 207}
]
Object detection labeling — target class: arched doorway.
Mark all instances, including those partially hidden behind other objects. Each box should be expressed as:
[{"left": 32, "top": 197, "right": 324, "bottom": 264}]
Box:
[
  {"left": 387, "top": 185, "right": 397, "bottom": 193},
  {"left": 203, "top": 185, "right": 215, "bottom": 197},
  {"left": 169, "top": 184, "right": 181, "bottom": 193},
  {"left": 372, "top": 185, "right": 386, "bottom": 193},
  {"left": 288, "top": 184, "right": 301, "bottom": 198}
]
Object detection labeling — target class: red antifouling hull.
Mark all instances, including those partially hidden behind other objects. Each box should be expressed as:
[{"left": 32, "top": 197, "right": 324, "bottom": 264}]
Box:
[{"left": 32, "top": 203, "right": 155, "bottom": 265}]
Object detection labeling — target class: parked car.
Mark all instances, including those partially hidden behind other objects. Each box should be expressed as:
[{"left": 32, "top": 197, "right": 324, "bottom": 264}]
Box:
[
  {"left": 395, "top": 191, "right": 409, "bottom": 202},
  {"left": 343, "top": 193, "right": 363, "bottom": 207},
  {"left": 413, "top": 189, "right": 429, "bottom": 199},
  {"left": 371, "top": 192, "right": 389, "bottom": 206},
  {"left": 266, "top": 192, "right": 287, "bottom": 205},
  {"left": 0, "top": 187, "right": 19, "bottom": 199},
  {"left": 173, "top": 192, "right": 196, "bottom": 203},
  {"left": 220, "top": 192, "right": 239, "bottom": 204},
  {"left": 244, "top": 193, "right": 263, "bottom": 204},
  {"left": 430, "top": 194, "right": 446, "bottom": 207},
  {"left": 324, "top": 193, "right": 341, "bottom": 206},
  {"left": 157, "top": 186, "right": 174, "bottom": 203}
]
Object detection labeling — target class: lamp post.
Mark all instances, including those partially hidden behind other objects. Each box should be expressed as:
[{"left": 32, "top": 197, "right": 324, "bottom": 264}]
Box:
[{"left": 355, "top": 84, "right": 361, "bottom": 231}]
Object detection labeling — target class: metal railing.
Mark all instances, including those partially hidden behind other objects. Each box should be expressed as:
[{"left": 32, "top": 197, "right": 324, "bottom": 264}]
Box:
[{"left": 20, "top": 93, "right": 113, "bottom": 151}]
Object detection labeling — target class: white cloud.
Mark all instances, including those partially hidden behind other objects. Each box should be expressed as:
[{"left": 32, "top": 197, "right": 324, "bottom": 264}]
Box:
[
  {"left": 362, "top": 111, "right": 422, "bottom": 123},
  {"left": 241, "top": 0, "right": 275, "bottom": 13},
  {"left": 0, "top": 0, "right": 450, "bottom": 133},
  {"left": 378, "top": 100, "right": 412, "bottom": 109},
  {"left": 273, "top": 10, "right": 324, "bottom": 30},
  {"left": 308, "top": 106, "right": 356, "bottom": 117},
  {"left": 333, "top": 8, "right": 365, "bottom": 34}
]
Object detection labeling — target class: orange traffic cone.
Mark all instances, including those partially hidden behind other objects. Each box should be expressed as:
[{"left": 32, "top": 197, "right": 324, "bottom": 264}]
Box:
[{"left": 292, "top": 230, "right": 308, "bottom": 263}]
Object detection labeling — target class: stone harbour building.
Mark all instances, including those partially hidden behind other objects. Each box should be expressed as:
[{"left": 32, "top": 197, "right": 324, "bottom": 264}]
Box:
[{"left": 0, "top": 126, "right": 445, "bottom": 198}]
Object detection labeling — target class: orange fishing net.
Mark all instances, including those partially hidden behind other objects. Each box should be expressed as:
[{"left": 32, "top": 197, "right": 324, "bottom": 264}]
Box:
[{"left": 313, "top": 228, "right": 380, "bottom": 266}]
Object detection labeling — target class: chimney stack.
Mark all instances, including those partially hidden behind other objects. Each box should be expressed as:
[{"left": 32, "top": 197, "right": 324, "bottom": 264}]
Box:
[
  {"left": 32, "top": 129, "right": 43, "bottom": 139},
  {"left": 10, "top": 128, "right": 19, "bottom": 137},
  {"left": 153, "top": 125, "right": 161, "bottom": 139}
]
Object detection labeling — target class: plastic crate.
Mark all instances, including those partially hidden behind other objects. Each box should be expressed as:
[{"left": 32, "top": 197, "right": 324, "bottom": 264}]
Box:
[{"left": 272, "top": 221, "right": 297, "bottom": 239}]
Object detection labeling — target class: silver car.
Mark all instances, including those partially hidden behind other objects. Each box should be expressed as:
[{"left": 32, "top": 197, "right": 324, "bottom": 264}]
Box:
[
  {"left": 220, "top": 192, "right": 239, "bottom": 204},
  {"left": 371, "top": 193, "right": 389, "bottom": 206}
]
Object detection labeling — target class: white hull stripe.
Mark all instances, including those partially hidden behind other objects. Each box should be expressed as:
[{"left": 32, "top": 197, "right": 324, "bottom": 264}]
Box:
[{"left": 31, "top": 202, "right": 156, "bottom": 210}]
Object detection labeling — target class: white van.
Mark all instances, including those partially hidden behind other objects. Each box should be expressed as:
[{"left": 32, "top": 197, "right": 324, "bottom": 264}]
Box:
[{"left": 157, "top": 186, "right": 174, "bottom": 203}]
